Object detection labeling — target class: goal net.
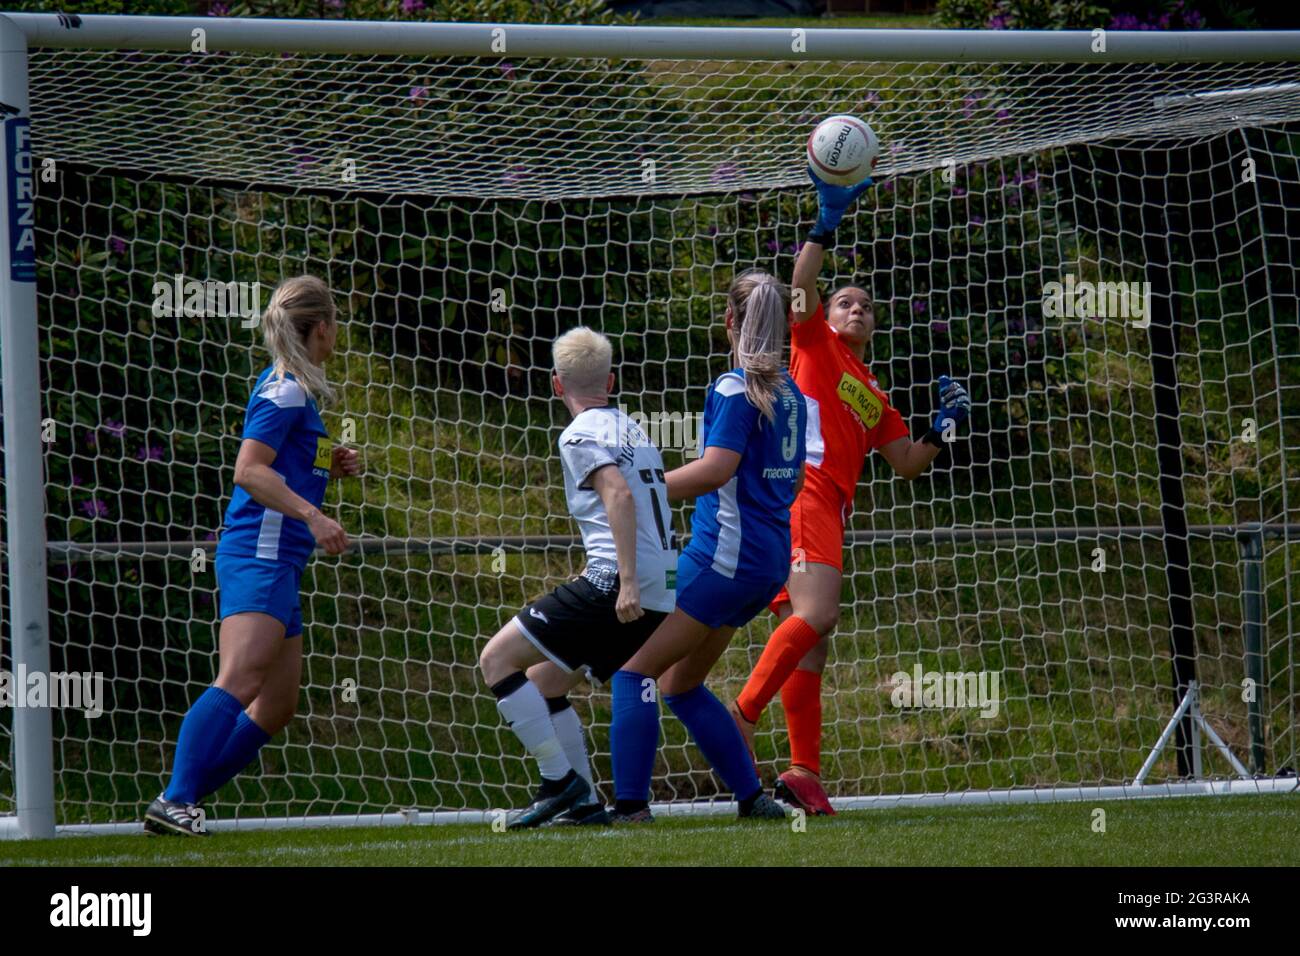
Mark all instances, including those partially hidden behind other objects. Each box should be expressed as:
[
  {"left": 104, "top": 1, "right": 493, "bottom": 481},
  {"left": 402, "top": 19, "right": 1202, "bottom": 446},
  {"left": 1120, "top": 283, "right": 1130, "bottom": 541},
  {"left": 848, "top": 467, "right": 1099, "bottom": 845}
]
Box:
[{"left": 2, "top": 17, "right": 1298, "bottom": 830}]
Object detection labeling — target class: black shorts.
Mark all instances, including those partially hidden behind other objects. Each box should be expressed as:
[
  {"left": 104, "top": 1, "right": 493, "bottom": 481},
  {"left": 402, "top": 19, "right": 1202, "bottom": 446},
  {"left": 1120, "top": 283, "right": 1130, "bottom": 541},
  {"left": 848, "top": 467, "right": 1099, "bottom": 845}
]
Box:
[{"left": 513, "top": 575, "right": 668, "bottom": 684}]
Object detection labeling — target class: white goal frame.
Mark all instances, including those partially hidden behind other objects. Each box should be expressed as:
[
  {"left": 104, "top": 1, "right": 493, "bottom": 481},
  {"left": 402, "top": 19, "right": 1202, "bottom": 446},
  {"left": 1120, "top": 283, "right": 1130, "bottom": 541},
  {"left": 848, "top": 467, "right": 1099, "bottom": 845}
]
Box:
[{"left": 2, "top": 15, "right": 1298, "bottom": 840}]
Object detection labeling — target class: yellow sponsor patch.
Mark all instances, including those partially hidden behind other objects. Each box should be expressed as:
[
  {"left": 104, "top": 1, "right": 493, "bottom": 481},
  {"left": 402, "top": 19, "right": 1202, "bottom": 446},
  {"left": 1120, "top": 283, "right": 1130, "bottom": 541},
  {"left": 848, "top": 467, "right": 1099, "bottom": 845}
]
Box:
[
  {"left": 314, "top": 436, "right": 333, "bottom": 471},
  {"left": 836, "top": 372, "right": 883, "bottom": 429}
]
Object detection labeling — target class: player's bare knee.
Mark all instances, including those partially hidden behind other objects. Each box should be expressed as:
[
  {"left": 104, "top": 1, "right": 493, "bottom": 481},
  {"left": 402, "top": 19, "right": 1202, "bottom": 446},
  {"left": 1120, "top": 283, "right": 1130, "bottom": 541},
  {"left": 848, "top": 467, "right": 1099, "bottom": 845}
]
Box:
[
  {"left": 479, "top": 639, "right": 506, "bottom": 685},
  {"left": 801, "top": 606, "right": 839, "bottom": 637},
  {"left": 215, "top": 667, "right": 269, "bottom": 706}
]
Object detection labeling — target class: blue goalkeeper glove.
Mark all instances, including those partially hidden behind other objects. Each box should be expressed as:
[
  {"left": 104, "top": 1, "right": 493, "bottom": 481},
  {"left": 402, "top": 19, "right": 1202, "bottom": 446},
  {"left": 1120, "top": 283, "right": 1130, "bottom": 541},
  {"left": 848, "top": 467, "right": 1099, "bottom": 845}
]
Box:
[
  {"left": 931, "top": 375, "right": 972, "bottom": 437},
  {"left": 808, "top": 165, "right": 875, "bottom": 241}
]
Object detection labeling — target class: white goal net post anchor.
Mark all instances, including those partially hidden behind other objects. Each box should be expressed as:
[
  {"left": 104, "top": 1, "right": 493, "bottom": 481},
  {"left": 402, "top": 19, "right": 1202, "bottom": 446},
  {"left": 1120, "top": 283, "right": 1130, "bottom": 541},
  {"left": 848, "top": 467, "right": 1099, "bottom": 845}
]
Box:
[{"left": 1135, "top": 680, "right": 1252, "bottom": 786}]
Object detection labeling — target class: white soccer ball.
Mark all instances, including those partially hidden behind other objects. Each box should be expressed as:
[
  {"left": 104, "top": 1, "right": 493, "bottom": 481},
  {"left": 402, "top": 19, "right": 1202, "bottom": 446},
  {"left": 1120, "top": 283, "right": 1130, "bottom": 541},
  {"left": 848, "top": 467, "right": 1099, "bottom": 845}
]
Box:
[{"left": 806, "top": 114, "right": 880, "bottom": 187}]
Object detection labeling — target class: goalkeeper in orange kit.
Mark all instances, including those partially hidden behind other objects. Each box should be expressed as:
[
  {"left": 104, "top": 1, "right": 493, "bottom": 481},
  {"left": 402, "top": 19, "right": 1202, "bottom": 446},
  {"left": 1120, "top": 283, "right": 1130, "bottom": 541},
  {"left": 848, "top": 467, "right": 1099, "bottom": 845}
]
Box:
[{"left": 728, "top": 168, "right": 972, "bottom": 815}]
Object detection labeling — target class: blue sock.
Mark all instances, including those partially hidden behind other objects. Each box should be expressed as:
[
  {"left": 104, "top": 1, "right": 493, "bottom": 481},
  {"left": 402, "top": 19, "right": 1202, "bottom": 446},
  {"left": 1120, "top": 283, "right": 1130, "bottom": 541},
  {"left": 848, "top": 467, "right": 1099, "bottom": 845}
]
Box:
[
  {"left": 610, "top": 670, "right": 659, "bottom": 803},
  {"left": 664, "top": 684, "right": 761, "bottom": 802},
  {"left": 197, "top": 711, "right": 273, "bottom": 800},
  {"left": 164, "top": 686, "right": 245, "bottom": 804}
]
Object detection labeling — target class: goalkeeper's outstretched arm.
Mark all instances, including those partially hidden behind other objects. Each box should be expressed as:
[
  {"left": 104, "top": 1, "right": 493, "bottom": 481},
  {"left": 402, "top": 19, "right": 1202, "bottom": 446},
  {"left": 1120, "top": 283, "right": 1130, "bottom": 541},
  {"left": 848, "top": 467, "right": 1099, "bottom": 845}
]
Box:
[
  {"left": 878, "top": 376, "right": 973, "bottom": 480},
  {"left": 792, "top": 166, "right": 876, "bottom": 324}
]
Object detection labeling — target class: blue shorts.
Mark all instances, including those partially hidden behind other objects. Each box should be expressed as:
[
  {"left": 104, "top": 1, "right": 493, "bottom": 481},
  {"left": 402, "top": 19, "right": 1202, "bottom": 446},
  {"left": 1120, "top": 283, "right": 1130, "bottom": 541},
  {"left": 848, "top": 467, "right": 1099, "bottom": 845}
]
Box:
[
  {"left": 215, "top": 554, "right": 304, "bottom": 637},
  {"left": 674, "top": 549, "right": 786, "bottom": 630}
]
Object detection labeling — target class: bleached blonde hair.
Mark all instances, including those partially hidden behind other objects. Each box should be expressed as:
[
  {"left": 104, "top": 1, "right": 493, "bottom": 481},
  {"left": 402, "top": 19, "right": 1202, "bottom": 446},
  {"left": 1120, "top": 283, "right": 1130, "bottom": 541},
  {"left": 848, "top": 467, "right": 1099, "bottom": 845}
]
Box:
[
  {"left": 553, "top": 326, "right": 613, "bottom": 397},
  {"left": 261, "top": 275, "right": 337, "bottom": 406}
]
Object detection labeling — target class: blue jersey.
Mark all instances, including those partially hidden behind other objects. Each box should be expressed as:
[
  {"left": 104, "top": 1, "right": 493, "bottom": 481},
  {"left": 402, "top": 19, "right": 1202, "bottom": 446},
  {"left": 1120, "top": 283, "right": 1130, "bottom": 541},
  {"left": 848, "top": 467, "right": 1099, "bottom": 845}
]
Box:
[
  {"left": 685, "top": 369, "right": 806, "bottom": 582},
  {"left": 216, "top": 367, "right": 331, "bottom": 570}
]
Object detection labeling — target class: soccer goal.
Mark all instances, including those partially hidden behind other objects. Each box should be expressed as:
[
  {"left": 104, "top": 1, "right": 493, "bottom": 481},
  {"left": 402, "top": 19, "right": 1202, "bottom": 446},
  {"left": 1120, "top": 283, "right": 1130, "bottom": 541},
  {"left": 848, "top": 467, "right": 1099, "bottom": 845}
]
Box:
[{"left": 1, "top": 14, "right": 1298, "bottom": 839}]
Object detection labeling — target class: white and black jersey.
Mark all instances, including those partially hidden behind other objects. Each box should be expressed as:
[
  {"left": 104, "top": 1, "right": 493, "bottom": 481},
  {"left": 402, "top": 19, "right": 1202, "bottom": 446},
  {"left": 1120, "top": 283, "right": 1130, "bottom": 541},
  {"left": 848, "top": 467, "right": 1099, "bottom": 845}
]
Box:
[{"left": 557, "top": 405, "right": 678, "bottom": 613}]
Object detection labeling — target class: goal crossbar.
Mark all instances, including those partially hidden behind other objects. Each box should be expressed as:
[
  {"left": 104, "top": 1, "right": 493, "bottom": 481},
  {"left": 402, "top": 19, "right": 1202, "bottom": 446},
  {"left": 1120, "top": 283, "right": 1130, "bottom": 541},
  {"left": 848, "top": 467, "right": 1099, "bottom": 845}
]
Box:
[{"left": 3, "top": 13, "right": 1299, "bottom": 63}]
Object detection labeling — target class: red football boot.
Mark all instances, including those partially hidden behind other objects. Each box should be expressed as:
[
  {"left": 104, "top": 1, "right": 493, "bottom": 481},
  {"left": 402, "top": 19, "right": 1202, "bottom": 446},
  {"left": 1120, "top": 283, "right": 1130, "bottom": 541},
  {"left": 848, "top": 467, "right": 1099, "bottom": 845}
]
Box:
[{"left": 775, "top": 766, "right": 837, "bottom": 816}]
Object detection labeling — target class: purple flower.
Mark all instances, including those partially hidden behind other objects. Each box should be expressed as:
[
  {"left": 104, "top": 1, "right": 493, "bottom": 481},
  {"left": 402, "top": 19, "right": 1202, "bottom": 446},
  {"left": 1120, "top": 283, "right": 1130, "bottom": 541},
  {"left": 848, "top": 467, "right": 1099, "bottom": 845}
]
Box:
[
  {"left": 1011, "top": 350, "right": 1023, "bottom": 364},
  {"left": 71, "top": 473, "right": 84, "bottom": 487},
  {"left": 707, "top": 225, "right": 718, "bottom": 236},
  {"left": 135, "top": 445, "right": 164, "bottom": 462},
  {"left": 931, "top": 321, "right": 949, "bottom": 335},
  {"left": 986, "top": 14, "right": 1009, "bottom": 30},
  {"left": 325, "top": 0, "right": 345, "bottom": 8},
  {"left": 863, "top": 91, "right": 881, "bottom": 108},
  {"left": 205, "top": 531, "right": 218, "bottom": 541},
  {"left": 1027, "top": 334, "right": 1039, "bottom": 348},
  {"left": 499, "top": 62, "right": 516, "bottom": 80},
  {"left": 79, "top": 499, "right": 110, "bottom": 519},
  {"left": 952, "top": 186, "right": 966, "bottom": 198},
  {"left": 281, "top": 52, "right": 295, "bottom": 60},
  {"left": 995, "top": 108, "right": 1011, "bottom": 124},
  {"left": 971, "top": 215, "right": 984, "bottom": 226},
  {"left": 843, "top": 247, "right": 859, "bottom": 260},
  {"left": 402, "top": 0, "right": 425, "bottom": 11},
  {"left": 1009, "top": 318, "right": 1025, "bottom": 333},
  {"left": 883, "top": 180, "right": 895, "bottom": 192},
  {"left": 711, "top": 161, "right": 740, "bottom": 185},
  {"left": 784, "top": 242, "right": 801, "bottom": 255},
  {"left": 102, "top": 419, "right": 125, "bottom": 439},
  {"left": 208, "top": 1, "right": 229, "bottom": 16},
  {"left": 109, "top": 237, "right": 127, "bottom": 255},
  {"left": 501, "top": 165, "right": 528, "bottom": 186},
  {"left": 1185, "top": 11, "right": 1205, "bottom": 29},
  {"left": 765, "top": 240, "right": 780, "bottom": 253},
  {"left": 289, "top": 145, "right": 319, "bottom": 173},
  {"left": 409, "top": 86, "right": 428, "bottom": 102},
  {"left": 912, "top": 300, "right": 927, "bottom": 315},
  {"left": 1110, "top": 13, "right": 1141, "bottom": 30},
  {"left": 962, "top": 93, "right": 980, "bottom": 119}
]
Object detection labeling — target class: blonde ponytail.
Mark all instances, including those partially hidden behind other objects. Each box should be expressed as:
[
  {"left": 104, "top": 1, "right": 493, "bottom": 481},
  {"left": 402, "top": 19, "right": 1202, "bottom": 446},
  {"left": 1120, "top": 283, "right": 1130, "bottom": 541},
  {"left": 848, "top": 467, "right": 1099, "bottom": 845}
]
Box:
[
  {"left": 260, "top": 275, "right": 337, "bottom": 406},
  {"left": 727, "top": 269, "right": 790, "bottom": 422}
]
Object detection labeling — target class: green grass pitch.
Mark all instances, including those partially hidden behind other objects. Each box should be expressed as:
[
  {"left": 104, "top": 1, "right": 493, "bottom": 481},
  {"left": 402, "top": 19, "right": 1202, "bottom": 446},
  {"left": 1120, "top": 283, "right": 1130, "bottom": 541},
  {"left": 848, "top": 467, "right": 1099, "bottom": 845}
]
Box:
[{"left": 3, "top": 795, "right": 1296, "bottom": 867}]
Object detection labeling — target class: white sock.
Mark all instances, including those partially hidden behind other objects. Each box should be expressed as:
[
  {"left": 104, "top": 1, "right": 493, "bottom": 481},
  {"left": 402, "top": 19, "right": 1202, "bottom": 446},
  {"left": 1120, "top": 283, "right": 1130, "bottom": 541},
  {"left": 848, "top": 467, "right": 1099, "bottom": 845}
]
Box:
[
  {"left": 549, "top": 702, "right": 597, "bottom": 805},
  {"left": 497, "top": 679, "right": 572, "bottom": 781}
]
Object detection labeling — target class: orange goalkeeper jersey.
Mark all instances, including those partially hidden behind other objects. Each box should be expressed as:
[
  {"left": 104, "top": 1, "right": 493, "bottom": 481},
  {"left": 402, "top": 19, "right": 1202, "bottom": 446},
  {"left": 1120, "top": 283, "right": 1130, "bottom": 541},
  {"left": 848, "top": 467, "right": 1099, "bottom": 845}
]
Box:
[{"left": 789, "top": 302, "right": 909, "bottom": 510}]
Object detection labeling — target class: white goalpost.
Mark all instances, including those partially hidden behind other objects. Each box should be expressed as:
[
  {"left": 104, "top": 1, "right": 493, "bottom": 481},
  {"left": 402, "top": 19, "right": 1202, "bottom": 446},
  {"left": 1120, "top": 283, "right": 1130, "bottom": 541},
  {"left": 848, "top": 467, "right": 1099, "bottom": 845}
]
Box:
[{"left": 1, "top": 15, "right": 1298, "bottom": 839}]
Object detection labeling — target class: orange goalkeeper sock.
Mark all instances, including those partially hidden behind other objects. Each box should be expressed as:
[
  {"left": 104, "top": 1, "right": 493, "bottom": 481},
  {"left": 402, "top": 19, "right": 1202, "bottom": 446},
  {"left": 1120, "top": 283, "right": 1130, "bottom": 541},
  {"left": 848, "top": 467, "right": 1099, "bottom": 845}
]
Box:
[
  {"left": 782, "top": 668, "right": 823, "bottom": 777},
  {"left": 736, "top": 615, "right": 822, "bottom": 723}
]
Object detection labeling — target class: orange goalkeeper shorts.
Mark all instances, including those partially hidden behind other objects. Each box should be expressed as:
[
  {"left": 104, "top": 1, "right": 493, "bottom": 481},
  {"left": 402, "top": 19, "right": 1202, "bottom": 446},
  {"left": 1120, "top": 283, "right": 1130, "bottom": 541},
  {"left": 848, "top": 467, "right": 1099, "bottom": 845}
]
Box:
[{"left": 768, "top": 470, "right": 847, "bottom": 613}]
